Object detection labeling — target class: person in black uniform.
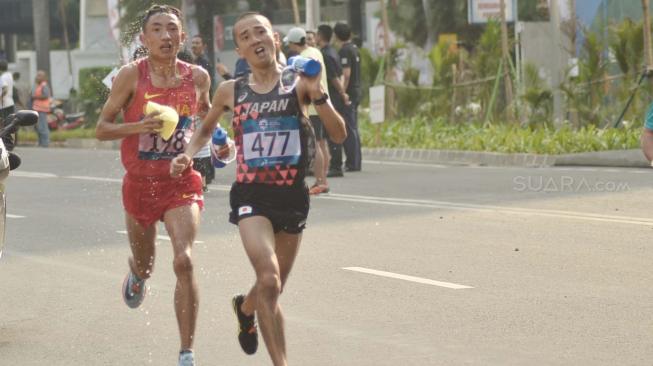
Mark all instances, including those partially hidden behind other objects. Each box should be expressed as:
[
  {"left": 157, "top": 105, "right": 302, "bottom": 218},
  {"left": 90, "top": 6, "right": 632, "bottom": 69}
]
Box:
[
  {"left": 334, "top": 22, "right": 362, "bottom": 172},
  {"left": 171, "top": 12, "right": 346, "bottom": 366},
  {"left": 317, "top": 24, "right": 350, "bottom": 177}
]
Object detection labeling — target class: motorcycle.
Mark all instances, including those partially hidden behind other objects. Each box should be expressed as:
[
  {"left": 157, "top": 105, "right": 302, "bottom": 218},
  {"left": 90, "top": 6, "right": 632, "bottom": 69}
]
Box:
[
  {"left": 0, "top": 110, "right": 38, "bottom": 259},
  {"left": 47, "top": 99, "right": 85, "bottom": 131}
]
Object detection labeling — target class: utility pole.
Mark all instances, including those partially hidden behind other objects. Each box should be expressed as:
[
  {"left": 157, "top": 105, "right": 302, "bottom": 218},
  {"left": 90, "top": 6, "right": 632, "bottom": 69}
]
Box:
[
  {"left": 379, "top": 0, "right": 395, "bottom": 118},
  {"left": 59, "top": 0, "right": 74, "bottom": 88},
  {"left": 500, "top": 0, "right": 514, "bottom": 121},
  {"left": 305, "top": 0, "right": 320, "bottom": 30},
  {"left": 643, "top": 0, "right": 653, "bottom": 69},
  {"left": 291, "top": 0, "right": 300, "bottom": 25},
  {"left": 549, "top": 0, "right": 565, "bottom": 126},
  {"left": 32, "top": 0, "right": 51, "bottom": 78}
]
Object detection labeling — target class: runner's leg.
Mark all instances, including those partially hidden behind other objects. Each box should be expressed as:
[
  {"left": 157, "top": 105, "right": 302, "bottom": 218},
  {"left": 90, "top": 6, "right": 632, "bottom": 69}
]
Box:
[
  {"left": 164, "top": 203, "right": 201, "bottom": 351},
  {"left": 125, "top": 213, "right": 156, "bottom": 280},
  {"left": 238, "top": 216, "right": 291, "bottom": 366}
]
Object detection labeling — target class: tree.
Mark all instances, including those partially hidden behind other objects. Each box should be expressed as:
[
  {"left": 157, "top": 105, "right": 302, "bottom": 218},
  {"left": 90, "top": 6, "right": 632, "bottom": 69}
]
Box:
[{"left": 32, "top": 0, "right": 51, "bottom": 76}]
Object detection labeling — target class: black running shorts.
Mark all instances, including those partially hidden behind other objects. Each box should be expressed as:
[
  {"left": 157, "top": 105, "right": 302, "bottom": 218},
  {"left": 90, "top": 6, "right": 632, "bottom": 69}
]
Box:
[{"left": 229, "top": 182, "right": 310, "bottom": 234}]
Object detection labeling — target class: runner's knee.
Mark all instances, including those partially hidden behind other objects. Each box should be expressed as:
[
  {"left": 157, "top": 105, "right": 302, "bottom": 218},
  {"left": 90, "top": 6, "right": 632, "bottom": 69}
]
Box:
[
  {"left": 257, "top": 271, "right": 281, "bottom": 296},
  {"left": 173, "top": 251, "right": 193, "bottom": 277}
]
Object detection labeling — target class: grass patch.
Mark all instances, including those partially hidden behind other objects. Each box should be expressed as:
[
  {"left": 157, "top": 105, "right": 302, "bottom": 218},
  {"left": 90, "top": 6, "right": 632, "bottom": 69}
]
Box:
[
  {"left": 360, "top": 116, "right": 641, "bottom": 155},
  {"left": 19, "top": 127, "right": 97, "bottom": 142}
]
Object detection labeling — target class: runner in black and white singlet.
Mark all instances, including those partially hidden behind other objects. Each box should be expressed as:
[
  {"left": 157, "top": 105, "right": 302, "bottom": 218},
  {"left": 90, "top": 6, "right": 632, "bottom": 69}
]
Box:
[{"left": 171, "top": 12, "right": 346, "bottom": 366}]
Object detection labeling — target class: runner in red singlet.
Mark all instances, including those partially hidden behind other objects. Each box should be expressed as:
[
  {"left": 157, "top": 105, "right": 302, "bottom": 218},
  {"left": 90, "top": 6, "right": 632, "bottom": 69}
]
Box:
[
  {"left": 95, "top": 5, "right": 210, "bottom": 366},
  {"left": 171, "top": 12, "right": 346, "bottom": 366}
]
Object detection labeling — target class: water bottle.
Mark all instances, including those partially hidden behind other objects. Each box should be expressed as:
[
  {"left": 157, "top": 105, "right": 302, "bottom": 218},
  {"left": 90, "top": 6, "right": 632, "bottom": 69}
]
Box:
[
  {"left": 210, "top": 127, "right": 233, "bottom": 168},
  {"left": 280, "top": 56, "right": 322, "bottom": 93},
  {"left": 287, "top": 56, "right": 321, "bottom": 77}
]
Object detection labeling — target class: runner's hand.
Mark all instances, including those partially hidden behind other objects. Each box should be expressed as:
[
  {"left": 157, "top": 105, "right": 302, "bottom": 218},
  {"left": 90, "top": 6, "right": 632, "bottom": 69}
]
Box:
[
  {"left": 170, "top": 153, "right": 192, "bottom": 178},
  {"left": 141, "top": 111, "right": 163, "bottom": 133},
  {"left": 342, "top": 92, "right": 351, "bottom": 106}
]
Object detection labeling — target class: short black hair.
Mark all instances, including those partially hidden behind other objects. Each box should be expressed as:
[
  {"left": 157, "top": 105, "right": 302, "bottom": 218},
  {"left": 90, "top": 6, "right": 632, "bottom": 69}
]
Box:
[
  {"left": 334, "top": 22, "right": 351, "bottom": 41},
  {"left": 192, "top": 34, "right": 205, "bottom": 44},
  {"left": 132, "top": 45, "right": 148, "bottom": 61},
  {"left": 177, "top": 50, "right": 193, "bottom": 63},
  {"left": 141, "top": 4, "right": 182, "bottom": 32},
  {"left": 0, "top": 60, "right": 7, "bottom": 72},
  {"left": 232, "top": 11, "right": 268, "bottom": 47},
  {"left": 292, "top": 38, "right": 306, "bottom": 47},
  {"left": 317, "top": 24, "right": 333, "bottom": 43}
]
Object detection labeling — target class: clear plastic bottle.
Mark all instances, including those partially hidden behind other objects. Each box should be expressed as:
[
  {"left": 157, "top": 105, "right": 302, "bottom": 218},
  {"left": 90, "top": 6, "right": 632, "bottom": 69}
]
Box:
[{"left": 210, "top": 127, "right": 235, "bottom": 168}]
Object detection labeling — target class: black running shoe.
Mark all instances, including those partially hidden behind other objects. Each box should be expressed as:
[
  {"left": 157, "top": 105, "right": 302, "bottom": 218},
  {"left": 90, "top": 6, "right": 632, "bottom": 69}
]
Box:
[{"left": 232, "top": 294, "right": 258, "bottom": 355}]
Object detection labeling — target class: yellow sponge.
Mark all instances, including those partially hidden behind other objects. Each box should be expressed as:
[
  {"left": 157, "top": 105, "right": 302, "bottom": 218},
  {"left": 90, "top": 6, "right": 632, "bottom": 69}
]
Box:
[{"left": 145, "top": 101, "right": 179, "bottom": 140}]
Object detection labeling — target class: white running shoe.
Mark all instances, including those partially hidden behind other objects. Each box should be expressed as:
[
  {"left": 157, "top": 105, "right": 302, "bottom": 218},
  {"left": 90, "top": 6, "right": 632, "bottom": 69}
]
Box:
[{"left": 178, "top": 351, "right": 195, "bottom": 366}]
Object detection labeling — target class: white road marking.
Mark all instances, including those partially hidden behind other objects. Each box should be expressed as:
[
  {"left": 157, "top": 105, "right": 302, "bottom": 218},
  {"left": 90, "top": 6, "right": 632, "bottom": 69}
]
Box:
[
  {"left": 117, "top": 230, "right": 205, "bottom": 244},
  {"left": 7, "top": 214, "right": 25, "bottom": 218},
  {"left": 343, "top": 267, "right": 473, "bottom": 289},
  {"left": 67, "top": 175, "right": 122, "bottom": 183},
  {"left": 14, "top": 171, "right": 653, "bottom": 226},
  {"left": 12, "top": 171, "right": 58, "bottom": 178},
  {"left": 320, "top": 193, "right": 653, "bottom": 226}
]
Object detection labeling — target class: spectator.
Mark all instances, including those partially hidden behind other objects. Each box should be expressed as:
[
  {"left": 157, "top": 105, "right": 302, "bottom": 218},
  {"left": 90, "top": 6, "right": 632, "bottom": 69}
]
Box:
[
  {"left": 317, "top": 24, "right": 350, "bottom": 178},
  {"left": 31, "top": 70, "right": 51, "bottom": 147},
  {"left": 0, "top": 60, "right": 15, "bottom": 120},
  {"left": 306, "top": 29, "right": 317, "bottom": 47},
  {"left": 334, "top": 22, "right": 362, "bottom": 172}
]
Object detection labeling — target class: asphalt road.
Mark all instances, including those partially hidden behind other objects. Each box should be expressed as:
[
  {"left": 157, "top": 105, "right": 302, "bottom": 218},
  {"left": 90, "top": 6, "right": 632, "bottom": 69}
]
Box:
[{"left": 1, "top": 147, "right": 652, "bottom": 365}]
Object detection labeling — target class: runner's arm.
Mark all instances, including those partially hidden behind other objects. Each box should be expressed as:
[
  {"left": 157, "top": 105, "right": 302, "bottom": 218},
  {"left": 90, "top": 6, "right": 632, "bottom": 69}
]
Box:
[
  {"left": 95, "top": 65, "right": 162, "bottom": 141},
  {"left": 171, "top": 80, "right": 234, "bottom": 177},
  {"left": 298, "top": 73, "right": 346, "bottom": 144},
  {"left": 193, "top": 66, "right": 211, "bottom": 120}
]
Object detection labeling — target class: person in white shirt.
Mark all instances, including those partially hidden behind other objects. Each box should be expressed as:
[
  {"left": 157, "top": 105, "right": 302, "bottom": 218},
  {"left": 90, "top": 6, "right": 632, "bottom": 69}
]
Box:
[{"left": 0, "top": 60, "right": 14, "bottom": 118}]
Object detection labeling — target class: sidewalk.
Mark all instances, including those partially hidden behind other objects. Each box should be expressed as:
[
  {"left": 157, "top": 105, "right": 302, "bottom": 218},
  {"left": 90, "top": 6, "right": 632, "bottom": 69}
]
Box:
[{"left": 61, "top": 138, "right": 649, "bottom": 168}]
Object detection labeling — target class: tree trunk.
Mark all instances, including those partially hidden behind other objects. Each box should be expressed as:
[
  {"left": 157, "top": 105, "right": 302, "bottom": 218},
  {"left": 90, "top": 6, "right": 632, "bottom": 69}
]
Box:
[
  {"left": 421, "top": 0, "right": 434, "bottom": 49},
  {"left": 59, "top": 0, "right": 74, "bottom": 87},
  {"left": 291, "top": 0, "right": 300, "bottom": 25},
  {"left": 500, "top": 0, "right": 514, "bottom": 122},
  {"left": 642, "top": 0, "right": 653, "bottom": 69},
  {"left": 33, "top": 0, "right": 51, "bottom": 78}
]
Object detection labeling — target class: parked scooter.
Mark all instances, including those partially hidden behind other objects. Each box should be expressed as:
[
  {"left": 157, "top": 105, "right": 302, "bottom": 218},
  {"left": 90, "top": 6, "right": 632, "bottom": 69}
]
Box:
[
  {"left": 0, "top": 110, "right": 38, "bottom": 259},
  {"left": 47, "top": 100, "right": 85, "bottom": 131}
]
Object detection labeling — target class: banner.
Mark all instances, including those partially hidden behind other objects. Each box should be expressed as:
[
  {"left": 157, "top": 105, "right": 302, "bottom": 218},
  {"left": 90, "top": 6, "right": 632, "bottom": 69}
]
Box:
[
  {"left": 468, "top": 0, "right": 516, "bottom": 24},
  {"left": 369, "top": 85, "right": 385, "bottom": 124}
]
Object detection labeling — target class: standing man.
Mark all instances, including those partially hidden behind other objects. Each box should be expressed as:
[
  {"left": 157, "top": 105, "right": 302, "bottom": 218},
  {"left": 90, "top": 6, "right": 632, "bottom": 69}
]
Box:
[
  {"left": 305, "top": 30, "right": 317, "bottom": 48},
  {"left": 317, "top": 24, "right": 350, "bottom": 178},
  {"left": 0, "top": 60, "right": 15, "bottom": 129},
  {"left": 171, "top": 12, "right": 346, "bottom": 366},
  {"left": 31, "top": 70, "right": 51, "bottom": 148},
  {"left": 95, "top": 5, "right": 210, "bottom": 366},
  {"left": 334, "top": 22, "right": 362, "bottom": 172},
  {"left": 190, "top": 34, "right": 211, "bottom": 75},
  {"left": 285, "top": 27, "right": 332, "bottom": 195}
]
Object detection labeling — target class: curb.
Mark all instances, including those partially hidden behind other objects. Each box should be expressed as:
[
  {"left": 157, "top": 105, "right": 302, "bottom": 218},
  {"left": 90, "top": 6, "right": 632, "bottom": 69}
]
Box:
[
  {"left": 49, "top": 140, "right": 649, "bottom": 169},
  {"left": 362, "top": 147, "right": 649, "bottom": 168}
]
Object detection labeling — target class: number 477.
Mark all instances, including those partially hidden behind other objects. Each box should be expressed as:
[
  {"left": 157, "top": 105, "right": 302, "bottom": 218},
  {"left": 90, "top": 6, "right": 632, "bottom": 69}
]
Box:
[{"left": 250, "top": 131, "right": 291, "bottom": 157}]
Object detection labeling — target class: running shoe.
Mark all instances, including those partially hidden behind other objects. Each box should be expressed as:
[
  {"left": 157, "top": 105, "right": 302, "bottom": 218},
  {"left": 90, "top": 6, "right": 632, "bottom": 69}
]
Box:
[
  {"left": 232, "top": 294, "right": 258, "bottom": 355},
  {"left": 178, "top": 350, "right": 195, "bottom": 366},
  {"left": 122, "top": 270, "right": 146, "bottom": 309},
  {"left": 327, "top": 169, "right": 344, "bottom": 178},
  {"left": 309, "top": 184, "right": 330, "bottom": 195}
]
